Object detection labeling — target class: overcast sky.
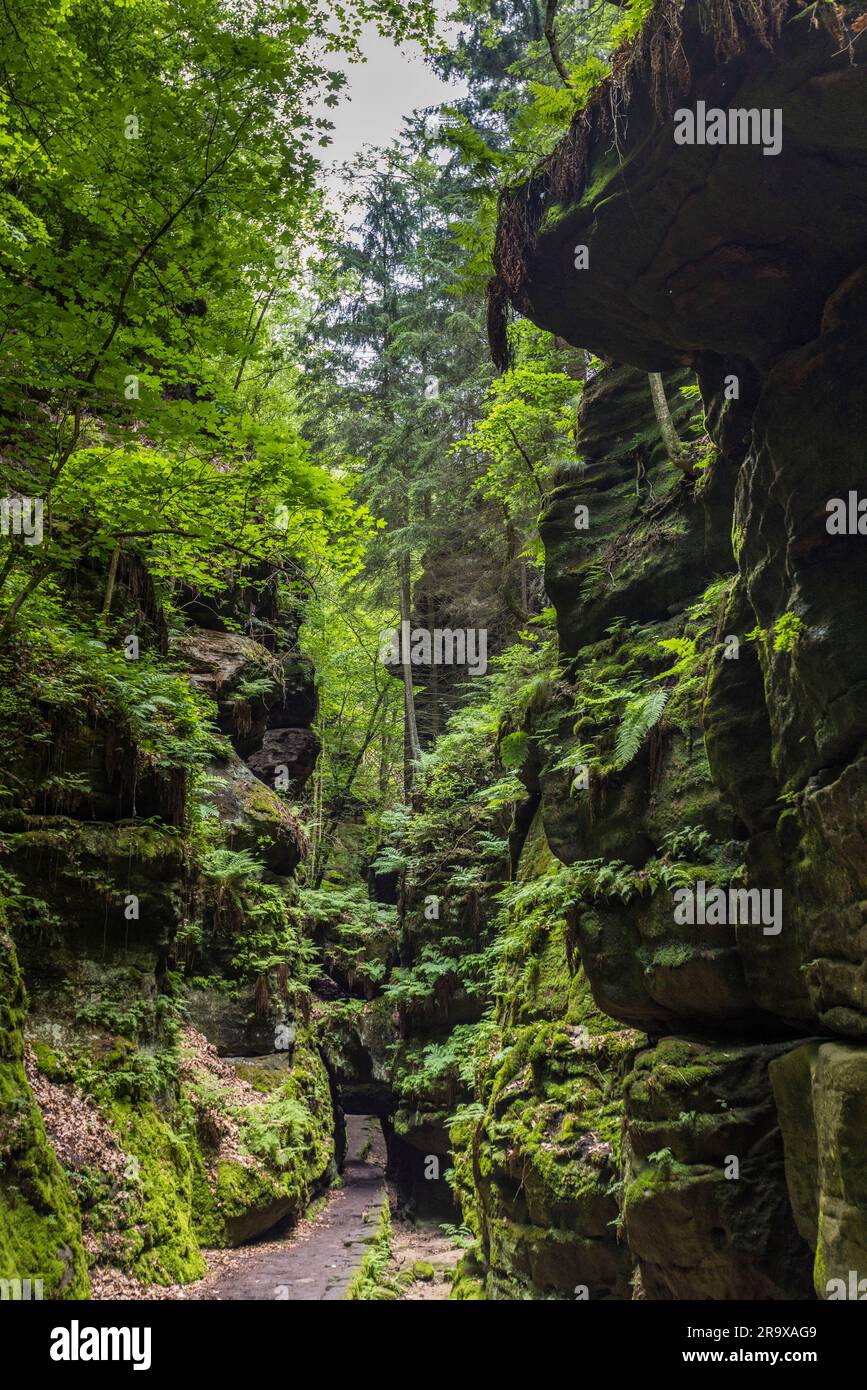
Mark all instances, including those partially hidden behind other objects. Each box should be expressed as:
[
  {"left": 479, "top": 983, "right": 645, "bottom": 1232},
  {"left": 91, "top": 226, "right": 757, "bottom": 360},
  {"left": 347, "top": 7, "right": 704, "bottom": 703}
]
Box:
[{"left": 314, "top": 10, "right": 467, "bottom": 186}]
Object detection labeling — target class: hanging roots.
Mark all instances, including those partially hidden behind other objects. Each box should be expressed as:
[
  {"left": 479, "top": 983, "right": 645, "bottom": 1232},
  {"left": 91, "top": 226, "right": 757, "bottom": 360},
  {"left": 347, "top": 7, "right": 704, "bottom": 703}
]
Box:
[
  {"left": 462, "top": 886, "right": 482, "bottom": 935},
  {"left": 254, "top": 973, "right": 270, "bottom": 1019},
  {"left": 276, "top": 960, "right": 289, "bottom": 1002},
  {"left": 487, "top": 276, "right": 513, "bottom": 374},
  {"left": 488, "top": 0, "right": 834, "bottom": 368},
  {"left": 705, "top": 0, "right": 791, "bottom": 63},
  {"left": 116, "top": 549, "right": 169, "bottom": 654},
  {"left": 631, "top": 0, "right": 693, "bottom": 116}
]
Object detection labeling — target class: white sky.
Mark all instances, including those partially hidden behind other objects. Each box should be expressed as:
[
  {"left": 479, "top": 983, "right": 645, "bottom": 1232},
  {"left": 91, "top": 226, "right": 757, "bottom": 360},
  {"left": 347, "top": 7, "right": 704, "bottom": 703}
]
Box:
[{"left": 314, "top": 9, "right": 467, "bottom": 185}]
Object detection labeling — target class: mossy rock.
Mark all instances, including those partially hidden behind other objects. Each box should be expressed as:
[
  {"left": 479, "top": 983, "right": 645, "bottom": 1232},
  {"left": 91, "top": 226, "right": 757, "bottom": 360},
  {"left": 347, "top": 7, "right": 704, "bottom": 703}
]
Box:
[
  {"left": 202, "top": 750, "right": 307, "bottom": 876},
  {"left": 623, "top": 1037, "right": 813, "bottom": 1300},
  {"left": 0, "top": 917, "right": 89, "bottom": 1298},
  {"left": 107, "top": 1100, "right": 205, "bottom": 1285},
  {"left": 4, "top": 817, "right": 185, "bottom": 967},
  {"left": 189, "top": 1036, "right": 333, "bottom": 1248},
  {"left": 449, "top": 1246, "right": 487, "bottom": 1300},
  {"left": 770, "top": 1041, "right": 867, "bottom": 1298}
]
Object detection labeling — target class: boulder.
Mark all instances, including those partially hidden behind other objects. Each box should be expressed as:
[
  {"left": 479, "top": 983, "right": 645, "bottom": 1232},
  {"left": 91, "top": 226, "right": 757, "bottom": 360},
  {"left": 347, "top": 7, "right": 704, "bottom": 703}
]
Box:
[
  {"left": 247, "top": 727, "right": 319, "bottom": 797},
  {"left": 204, "top": 750, "right": 307, "bottom": 876}
]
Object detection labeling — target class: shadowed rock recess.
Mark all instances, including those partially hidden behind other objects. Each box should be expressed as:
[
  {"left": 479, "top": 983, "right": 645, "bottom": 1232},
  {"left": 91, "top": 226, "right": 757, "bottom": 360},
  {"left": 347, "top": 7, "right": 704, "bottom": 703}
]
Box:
[{"left": 461, "top": 0, "right": 867, "bottom": 1299}]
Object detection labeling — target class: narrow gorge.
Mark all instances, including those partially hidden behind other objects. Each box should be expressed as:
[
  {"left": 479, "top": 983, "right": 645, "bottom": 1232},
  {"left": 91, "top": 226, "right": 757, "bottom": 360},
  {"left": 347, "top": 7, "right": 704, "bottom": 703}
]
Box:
[{"left": 2, "top": 0, "right": 867, "bottom": 1338}]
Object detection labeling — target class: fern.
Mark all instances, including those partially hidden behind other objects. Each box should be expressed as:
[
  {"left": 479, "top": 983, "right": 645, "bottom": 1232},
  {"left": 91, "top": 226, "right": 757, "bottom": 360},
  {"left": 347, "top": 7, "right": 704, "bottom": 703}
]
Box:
[
  {"left": 200, "top": 846, "right": 262, "bottom": 882},
  {"left": 613, "top": 689, "right": 668, "bottom": 769},
  {"left": 233, "top": 674, "right": 275, "bottom": 701},
  {"left": 499, "top": 730, "right": 528, "bottom": 771}
]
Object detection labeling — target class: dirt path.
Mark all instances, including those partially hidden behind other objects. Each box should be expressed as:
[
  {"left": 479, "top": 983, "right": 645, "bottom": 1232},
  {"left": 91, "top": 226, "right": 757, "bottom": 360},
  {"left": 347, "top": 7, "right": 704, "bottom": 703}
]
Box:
[{"left": 189, "top": 1114, "right": 387, "bottom": 1302}]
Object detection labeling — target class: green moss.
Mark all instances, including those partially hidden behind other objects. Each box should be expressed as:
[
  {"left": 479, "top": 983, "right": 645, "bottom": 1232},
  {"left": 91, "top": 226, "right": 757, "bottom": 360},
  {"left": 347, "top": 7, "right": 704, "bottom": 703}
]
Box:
[
  {"left": 450, "top": 1275, "right": 486, "bottom": 1299},
  {"left": 432, "top": 811, "right": 643, "bottom": 1297},
  {"left": 189, "top": 1034, "right": 333, "bottom": 1248},
  {"left": 450, "top": 1248, "right": 487, "bottom": 1300},
  {"left": 623, "top": 1156, "right": 695, "bottom": 1212},
  {"left": 345, "top": 1199, "right": 394, "bottom": 1300},
  {"left": 107, "top": 1099, "right": 205, "bottom": 1285},
  {"left": 623, "top": 1036, "right": 743, "bottom": 1110},
  {"left": 31, "top": 1040, "right": 67, "bottom": 1081},
  {"left": 0, "top": 914, "right": 89, "bottom": 1298},
  {"left": 643, "top": 942, "right": 693, "bottom": 970},
  {"left": 814, "top": 1210, "right": 828, "bottom": 1298},
  {"left": 212, "top": 1158, "right": 285, "bottom": 1222}
]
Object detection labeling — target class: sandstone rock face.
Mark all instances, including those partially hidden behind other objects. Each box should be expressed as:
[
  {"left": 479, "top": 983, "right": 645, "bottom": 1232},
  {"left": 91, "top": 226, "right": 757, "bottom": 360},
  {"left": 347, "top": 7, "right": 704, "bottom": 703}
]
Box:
[
  {"left": 450, "top": 812, "right": 638, "bottom": 1299},
  {"left": 770, "top": 1042, "right": 867, "bottom": 1297},
  {"left": 536, "top": 363, "right": 765, "bottom": 1038},
  {"left": 205, "top": 751, "right": 308, "bottom": 876},
  {"left": 247, "top": 727, "right": 319, "bottom": 799},
  {"left": 179, "top": 628, "right": 319, "bottom": 781},
  {"left": 481, "top": 0, "right": 867, "bottom": 1298},
  {"left": 1, "top": 556, "right": 327, "bottom": 1290},
  {"left": 493, "top": 5, "right": 867, "bottom": 374},
  {"left": 624, "top": 1037, "right": 812, "bottom": 1300},
  {"left": 179, "top": 629, "right": 272, "bottom": 702},
  {"left": 184, "top": 989, "right": 279, "bottom": 1057},
  {"left": 0, "top": 917, "right": 90, "bottom": 1298},
  {"left": 540, "top": 364, "right": 720, "bottom": 658}
]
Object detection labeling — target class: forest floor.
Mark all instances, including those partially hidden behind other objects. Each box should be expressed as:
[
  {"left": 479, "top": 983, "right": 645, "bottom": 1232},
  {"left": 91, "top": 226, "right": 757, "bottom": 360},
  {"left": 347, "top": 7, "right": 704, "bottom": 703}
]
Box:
[{"left": 385, "top": 1220, "right": 462, "bottom": 1300}]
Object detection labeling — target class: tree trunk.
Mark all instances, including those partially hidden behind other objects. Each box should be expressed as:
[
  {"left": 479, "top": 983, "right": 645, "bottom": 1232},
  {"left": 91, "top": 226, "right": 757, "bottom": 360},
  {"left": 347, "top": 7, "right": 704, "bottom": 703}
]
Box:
[
  {"left": 648, "top": 372, "right": 691, "bottom": 474},
  {"left": 0, "top": 539, "right": 22, "bottom": 599},
  {"left": 426, "top": 586, "right": 439, "bottom": 741},
  {"left": 398, "top": 551, "right": 422, "bottom": 797},
  {"left": 379, "top": 725, "right": 390, "bottom": 795},
  {"left": 101, "top": 544, "right": 121, "bottom": 625},
  {"left": 0, "top": 567, "right": 49, "bottom": 637},
  {"left": 313, "top": 685, "right": 388, "bottom": 888},
  {"left": 309, "top": 752, "right": 324, "bottom": 886}
]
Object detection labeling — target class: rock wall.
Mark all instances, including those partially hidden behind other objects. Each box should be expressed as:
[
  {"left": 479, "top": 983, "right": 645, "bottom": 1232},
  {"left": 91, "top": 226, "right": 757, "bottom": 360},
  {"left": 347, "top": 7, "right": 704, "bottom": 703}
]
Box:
[
  {"left": 473, "top": 0, "right": 867, "bottom": 1299},
  {"left": 0, "top": 560, "right": 332, "bottom": 1294},
  {"left": 440, "top": 358, "right": 816, "bottom": 1299}
]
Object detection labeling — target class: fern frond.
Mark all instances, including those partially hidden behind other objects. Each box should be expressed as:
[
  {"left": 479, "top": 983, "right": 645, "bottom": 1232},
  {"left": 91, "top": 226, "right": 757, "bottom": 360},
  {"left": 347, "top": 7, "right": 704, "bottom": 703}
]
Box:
[{"left": 613, "top": 689, "right": 668, "bottom": 769}]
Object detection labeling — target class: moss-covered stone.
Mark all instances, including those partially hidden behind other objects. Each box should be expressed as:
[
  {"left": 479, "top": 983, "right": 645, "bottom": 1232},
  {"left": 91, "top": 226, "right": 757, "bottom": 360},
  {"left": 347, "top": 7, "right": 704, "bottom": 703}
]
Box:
[
  {"left": 107, "top": 1099, "right": 205, "bottom": 1285},
  {"left": 447, "top": 811, "right": 641, "bottom": 1298},
  {"left": 623, "top": 1037, "right": 813, "bottom": 1299},
  {"left": 770, "top": 1041, "right": 867, "bottom": 1298},
  {"left": 203, "top": 750, "right": 307, "bottom": 876},
  {"left": 0, "top": 911, "right": 89, "bottom": 1298},
  {"left": 188, "top": 1033, "right": 333, "bottom": 1248}
]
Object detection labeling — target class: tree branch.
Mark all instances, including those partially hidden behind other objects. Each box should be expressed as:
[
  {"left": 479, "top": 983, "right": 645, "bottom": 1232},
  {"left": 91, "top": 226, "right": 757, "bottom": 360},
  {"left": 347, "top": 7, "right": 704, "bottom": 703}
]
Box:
[
  {"left": 505, "top": 422, "right": 546, "bottom": 500},
  {"left": 544, "top": 0, "right": 572, "bottom": 87}
]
